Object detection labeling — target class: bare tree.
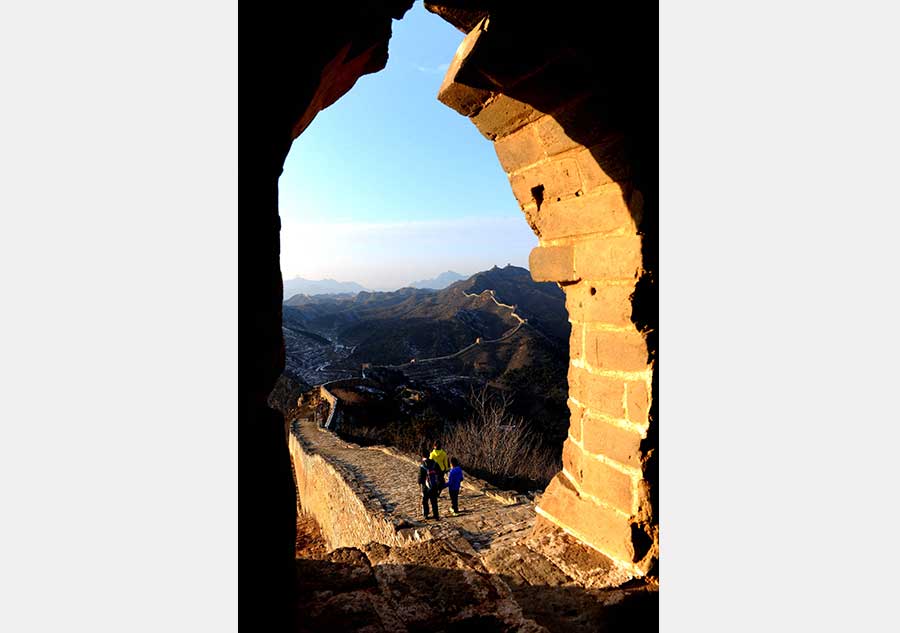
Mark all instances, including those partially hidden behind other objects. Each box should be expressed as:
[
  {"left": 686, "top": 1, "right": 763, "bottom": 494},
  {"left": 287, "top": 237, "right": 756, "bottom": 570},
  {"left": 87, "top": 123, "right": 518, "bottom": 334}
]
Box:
[{"left": 445, "top": 385, "right": 560, "bottom": 489}]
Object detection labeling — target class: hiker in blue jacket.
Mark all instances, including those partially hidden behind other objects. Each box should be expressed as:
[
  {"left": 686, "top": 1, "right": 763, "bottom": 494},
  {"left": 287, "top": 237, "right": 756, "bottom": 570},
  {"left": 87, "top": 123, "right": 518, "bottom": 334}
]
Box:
[
  {"left": 446, "top": 457, "right": 464, "bottom": 516},
  {"left": 418, "top": 448, "right": 441, "bottom": 520}
]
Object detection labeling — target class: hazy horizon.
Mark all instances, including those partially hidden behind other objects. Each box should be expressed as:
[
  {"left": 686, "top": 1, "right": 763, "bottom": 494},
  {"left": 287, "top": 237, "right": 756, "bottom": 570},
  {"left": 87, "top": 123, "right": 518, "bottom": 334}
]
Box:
[
  {"left": 284, "top": 261, "right": 530, "bottom": 293},
  {"left": 278, "top": 2, "right": 537, "bottom": 290}
]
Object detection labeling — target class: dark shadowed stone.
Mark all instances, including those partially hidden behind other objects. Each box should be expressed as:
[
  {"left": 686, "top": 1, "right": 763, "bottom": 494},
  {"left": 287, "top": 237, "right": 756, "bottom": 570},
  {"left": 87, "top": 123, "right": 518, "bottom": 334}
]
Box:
[
  {"left": 480, "top": 542, "right": 571, "bottom": 587},
  {"left": 295, "top": 557, "right": 375, "bottom": 594},
  {"left": 525, "top": 517, "right": 633, "bottom": 589},
  {"left": 509, "top": 583, "right": 658, "bottom": 633},
  {"left": 374, "top": 563, "right": 498, "bottom": 630},
  {"left": 437, "top": 17, "right": 497, "bottom": 117},
  {"left": 377, "top": 539, "right": 484, "bottom": 572},
  {"left": 424, "top": 3, "right": 489, "bottom": 33},
  {"left": 297, "top": 590, "right": 388, "bottom": 633},
  {"left": 361, "top": 541, "right": 394, "bottom": 566},
  {"left": 326, "top": 546, "right": 373, "bottom": 568},
  {"left": 435, "top": 614, "right": 520, "bottom": 633}
]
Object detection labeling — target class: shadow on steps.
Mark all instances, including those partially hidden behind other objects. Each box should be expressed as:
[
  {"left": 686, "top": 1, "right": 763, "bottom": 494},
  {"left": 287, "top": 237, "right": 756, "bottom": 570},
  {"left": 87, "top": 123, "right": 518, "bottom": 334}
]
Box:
[{"left": 294, "top": 551, "right": 658, "bottom": 633}]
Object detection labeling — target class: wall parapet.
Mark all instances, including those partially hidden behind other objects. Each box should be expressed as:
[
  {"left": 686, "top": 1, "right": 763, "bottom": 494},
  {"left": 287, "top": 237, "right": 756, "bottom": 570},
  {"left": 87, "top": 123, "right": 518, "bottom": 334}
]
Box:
[
  {"left": 289, "top": 422, "right": 437, "bottom": 550},
  {"left": 318, "top": 383, "right": 339, "bottom": 429}
]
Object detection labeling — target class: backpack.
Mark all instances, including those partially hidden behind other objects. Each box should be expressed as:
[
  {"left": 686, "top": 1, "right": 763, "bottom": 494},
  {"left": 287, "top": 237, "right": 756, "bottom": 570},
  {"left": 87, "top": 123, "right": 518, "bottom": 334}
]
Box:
[{"left": 423, "top": 460, "right": 441, "bottom": 490}]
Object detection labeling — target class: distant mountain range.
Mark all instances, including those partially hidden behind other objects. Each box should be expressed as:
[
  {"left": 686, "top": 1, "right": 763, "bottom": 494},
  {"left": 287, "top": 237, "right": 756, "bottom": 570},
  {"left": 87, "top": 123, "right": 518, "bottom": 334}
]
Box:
[
  {"left": 282, "top": 264, "right": 569, "bottom": 387},
  {"left": 406, "top": 270, "right": 468, "bottom": 290},
  {"left": 280, "top": 264, "right": 571, "bottom": 449},
  {"left": 284, "top": 270, "right": 471, "bottom": 299},
  {"left": 283, "top": 277, "right": 369, "bottom": 299}
]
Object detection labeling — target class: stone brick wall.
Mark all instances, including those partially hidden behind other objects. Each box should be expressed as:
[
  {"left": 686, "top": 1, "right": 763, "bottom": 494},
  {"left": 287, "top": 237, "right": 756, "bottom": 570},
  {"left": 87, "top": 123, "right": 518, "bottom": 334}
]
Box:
[
  {"left": 243, "top": 2, "right": 655, "bottom": 626},
  {"left": 318, "top": 384, "right": 340, "bottom": 430},
  {"left": 288, "top": 425, "right": 429, "bottom": 550},
  {"left": 435, "top": 11, "right": 657, "bottom": 576}
]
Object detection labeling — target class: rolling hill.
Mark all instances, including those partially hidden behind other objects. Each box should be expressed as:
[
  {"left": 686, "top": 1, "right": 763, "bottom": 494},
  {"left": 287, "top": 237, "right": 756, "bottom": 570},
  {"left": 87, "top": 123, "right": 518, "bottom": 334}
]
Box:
[
  {"left": 406, "top": 270, "right": 468, "bottom": 289},
  {"left": 280, "top": 265, "right": 571, "bottom": 445}
]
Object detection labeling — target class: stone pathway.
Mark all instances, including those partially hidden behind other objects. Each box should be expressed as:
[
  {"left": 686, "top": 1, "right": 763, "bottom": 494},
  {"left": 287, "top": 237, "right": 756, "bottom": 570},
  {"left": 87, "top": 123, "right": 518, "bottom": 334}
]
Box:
[
  {"left": 291, "top": 420, "right": 658, "bottom": 632},
  {"left": 294, "top": 419, "right": 536, "bottom": 554}
]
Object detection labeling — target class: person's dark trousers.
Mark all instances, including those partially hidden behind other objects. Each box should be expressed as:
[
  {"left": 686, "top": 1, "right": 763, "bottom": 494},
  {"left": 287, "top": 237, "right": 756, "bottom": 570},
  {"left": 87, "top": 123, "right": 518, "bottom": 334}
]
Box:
[
  {"left": 449, "top": 488, "right": 459, "bottom": 513},
  {"left": 422, "top": 487, "right": 439, "bottom": 519}
]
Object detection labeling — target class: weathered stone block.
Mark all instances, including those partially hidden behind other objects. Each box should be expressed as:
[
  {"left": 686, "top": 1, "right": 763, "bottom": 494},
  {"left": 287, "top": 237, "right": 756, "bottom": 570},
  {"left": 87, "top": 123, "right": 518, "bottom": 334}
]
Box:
[
  {"left": 529, "top": 245, "right": 575, "bottom": 282},
  {"left": 565, "top": 282, "right": 634, "bottom": 327},
  {"left": 510, "top": 158, "right": 581, "bottom": 208},
  {"left": 527, "top": 185, "right": 634, "bottom": 241},
  {"left": 577, "top": 137, "right": 632, "bottom": 191},
  {"left": 534, "top": 113, "right": 581, "bottom": 156},
  {"left": 493, "top": 124, "right": 544, "bottom": 173},
  {"left": 438, "top": 76, "right": 495, "bottom": 118},
  {"left": 567, "top": 398, "right": 585, "bottom": 443},
  {"left": 471, "top": 94, "right": 544, "bottom": 141},
  {"left": 538, "top": 473, "right": 634, "bottom": 563},
  {"left": 627, "top": 188, "right": 645, "bottom": 227},
  {"left": 584, "top": 328, "right": 648, "bottom": 373},
  {"left": 436, "top": 16, "right": 496, "bottom": 117},
  {"left": 626, "top": 381, "right": 650, "bottom": 426},
  {"left": 568, "top": 365, "right": 625, "bottom": 419},
  {"left": 448, "top": 12, "right": 572, "bottom": 91},
  {"left": 573, "top": 234, "right": 642, "bottom": 281},
  {"left": 510, "top": 178, "right": 540, "bottom": 209},
  {"left": 580, "top": 455, "right": 637, "bottom": 515},
  {"left": 542, "top": 93, "right": 620, "bottom": 151},
  {"left": 503, "top": 53, "right": 598, "bottom": 115},
  {"left": 562, "top": 439, "right": 584, "bottom": 485},
  {"left": 570, "top": 323, "right": 584, "bottom": 362},
  {"left": 582, "top": 415, "right": 643, "bottom": 468},
  {"left": 424, "top": 3, "right": 487, "bottom": 34}
]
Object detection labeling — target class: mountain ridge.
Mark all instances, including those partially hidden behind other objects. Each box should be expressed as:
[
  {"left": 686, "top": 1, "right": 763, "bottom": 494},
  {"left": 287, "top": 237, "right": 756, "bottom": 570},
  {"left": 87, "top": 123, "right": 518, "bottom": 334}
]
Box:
[
  {"left": 281, "top": 264, "right": 568, "bottom": 386},
  {"left": 283, "top": 276, "right": 369, "bottom": 299},
  {"left": 280, "top": 263, "right": 571, "bottom": 458},
  {"left": 406, "top": 270, "right": 468, "bottom": 290}
]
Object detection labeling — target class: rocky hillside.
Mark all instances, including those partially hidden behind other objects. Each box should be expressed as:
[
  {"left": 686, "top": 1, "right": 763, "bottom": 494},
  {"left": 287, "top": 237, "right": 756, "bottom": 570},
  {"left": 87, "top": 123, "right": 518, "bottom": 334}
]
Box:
[
  {"left": 456, "top": 265, "right": 570, "bottom": 341},
  {"left": 282, "top": 264, "right": 568, "bottom": 377},
  {"left": 281, "top": 264, "right": 571, "bottom": 451}
]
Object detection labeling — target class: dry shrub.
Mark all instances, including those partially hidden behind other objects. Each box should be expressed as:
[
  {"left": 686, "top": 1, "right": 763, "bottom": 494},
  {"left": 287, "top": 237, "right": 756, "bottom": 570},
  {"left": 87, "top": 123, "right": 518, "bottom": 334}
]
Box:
[
  {"left": 445, "top": 387, "right": 560, "bottom": 491},
  {"left": 340, "top": 425, "right": 383, "bottom": 446}
]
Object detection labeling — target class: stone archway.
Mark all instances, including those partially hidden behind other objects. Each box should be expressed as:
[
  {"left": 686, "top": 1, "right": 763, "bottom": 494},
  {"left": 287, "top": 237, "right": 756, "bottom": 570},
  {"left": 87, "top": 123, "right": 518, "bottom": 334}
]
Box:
[
  {"left": 239, "top": 1, "right": 657, "bottom": 625},
  {"left": 432, "top": 11, "right": 658, "bottom": 576}
]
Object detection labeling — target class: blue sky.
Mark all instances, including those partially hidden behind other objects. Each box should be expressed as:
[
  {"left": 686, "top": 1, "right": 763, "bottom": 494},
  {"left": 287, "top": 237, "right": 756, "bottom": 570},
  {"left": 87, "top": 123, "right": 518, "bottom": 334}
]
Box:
[{"left": 279, "top": 1, "right": 537, "bottom": 290}]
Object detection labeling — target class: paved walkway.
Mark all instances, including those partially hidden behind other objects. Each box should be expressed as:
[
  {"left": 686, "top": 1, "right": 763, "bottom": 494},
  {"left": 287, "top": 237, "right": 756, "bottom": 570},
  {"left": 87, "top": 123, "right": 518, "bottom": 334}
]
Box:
[
  {"left": 293, "top": 419, "right": 536, "bottom": 553},
  {"left": 291, "top": 420, "right": 657, "bottom": 633}
]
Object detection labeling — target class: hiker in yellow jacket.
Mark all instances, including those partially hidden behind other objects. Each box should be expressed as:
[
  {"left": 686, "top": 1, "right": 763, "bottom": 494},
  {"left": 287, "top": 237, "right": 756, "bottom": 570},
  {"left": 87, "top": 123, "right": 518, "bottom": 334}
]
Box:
[{"left": 429, "top": 440, "right": 450, "bottom": 491}]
